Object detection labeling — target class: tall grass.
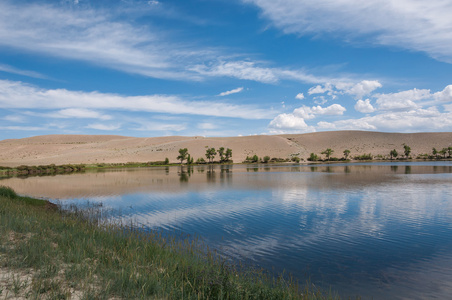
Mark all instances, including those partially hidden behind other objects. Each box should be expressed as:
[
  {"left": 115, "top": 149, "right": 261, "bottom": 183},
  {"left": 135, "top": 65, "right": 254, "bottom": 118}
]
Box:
[{"left": 0, "top": 186, "right": 340, "bottom": 299}]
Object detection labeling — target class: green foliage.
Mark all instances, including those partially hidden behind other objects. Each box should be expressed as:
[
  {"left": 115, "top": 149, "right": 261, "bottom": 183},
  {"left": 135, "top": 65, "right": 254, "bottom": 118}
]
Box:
[
  {"left": 343, "top": 150, "right": 350, "bottom": 160},
  {"left": 321, "top": 148, "right": 334, "bottom": 161},
  {"left": 205, "top": 147, "right": 217, "bottom": 163},
  {"left": 403, "top": 144, "right": 411, "bottom": 158},
  {"left": 354, "top": 153, "right": 373, "bottom": 160},
  {"left": 225, "top": 148, "right": 233, "bottom": 162},
  {"left": 218, "top": 147, "right": 225, "bottom": 162},
  {"left": 0, "top": 186, "right": 17, "bottom": 198},
  {"left": 390, "top": 149, "right": 398, "bottom": 160},
  {"left": 164, "top": 157, "right": 169, "bottom": 165},
  {"left": 291, "top": 156, "right": 300, "bottom": 163},
  {"left": 262, "top": 156, "right": 270, "bottom": 163},
  {"left": 439, "top": 148, "right": 448, "bottom": 159},
  {"left": 308, "top": 153, "right": 318, "bottom": 161},
  {"left": 196, "top": 157, "right": 206, "bottom": 164},
  {"left": 177, "top": 148, "right": 188, "bottom": 164}
]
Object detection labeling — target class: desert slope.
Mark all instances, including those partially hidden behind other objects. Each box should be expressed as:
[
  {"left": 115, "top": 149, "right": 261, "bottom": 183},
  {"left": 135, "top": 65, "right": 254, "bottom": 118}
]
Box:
[{"left": 0, "top": 131, "right": 451, "bottom": 167}]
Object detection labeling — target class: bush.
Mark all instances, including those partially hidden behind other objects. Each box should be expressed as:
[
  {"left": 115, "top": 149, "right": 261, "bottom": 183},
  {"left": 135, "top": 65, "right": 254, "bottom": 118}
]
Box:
[
  {"left": 262, "top": 156, "right": 270, "bottom": 163},
  {"left": 307, "top": 153, "right": 318, "bottom": 161},
  {"left": 291, "top": 156, "right": 300, "bottom": 163}
]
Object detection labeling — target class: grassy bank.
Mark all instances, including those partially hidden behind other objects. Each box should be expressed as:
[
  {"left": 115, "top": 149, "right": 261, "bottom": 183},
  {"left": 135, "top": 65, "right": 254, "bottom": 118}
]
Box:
[{"left": 0, "top": 186, "right": 337, "bottom": 299}]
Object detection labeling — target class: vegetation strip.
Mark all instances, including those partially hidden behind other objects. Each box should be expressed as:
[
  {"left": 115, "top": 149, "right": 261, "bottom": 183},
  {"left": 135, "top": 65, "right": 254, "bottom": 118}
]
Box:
[{"left": 0, "top": 186, "right": 338, "bottom": 299}]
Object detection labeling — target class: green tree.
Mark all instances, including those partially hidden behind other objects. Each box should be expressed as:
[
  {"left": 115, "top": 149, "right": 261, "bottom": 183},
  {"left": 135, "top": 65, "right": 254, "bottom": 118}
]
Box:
[
  {"left": 218, "top": 147, "right": 225, "bottom": 162},
  {"left": 164, "top": 157, "right": 169, "bottom": 165},
  {"left": 308, "top": 153, "right": 318, "bottom": 161},
  {"left": 187, "top": 154, "right": 194, "bottom": 165},
  {"left": 432, "top": 147, "right": 438, "bottom": 159},
  {"left": 439, "top": 148, "right": 448, "bottom": 159},
  {"left": 225, "top": 148, "right": 232, "bottom": 162},
  {"left": 177, "top": 148, "right": 188, "bottom": 164},
  {"left": 263, "top": 156, "right": 270, "bottom": 163},
  {"left": 403, "top": 144, "right": 411, "bottom": 159},
  {"left": 321, "top": 148, "right": 334, "bottom": 161},
  {"left": 252, "top": 154, "right": 259, "bottom": 163},
  {"left": 205, "top": 147, "right": 217, "bottom": 163},
  {"left": 448, "top": 146, "right": 452, "bottom": 158},
  {"left": 343, "top": 149, "right": 350, "bottom": 160},
  {"left": 390, "top": 149, "right": 398, "bottom": 160}
]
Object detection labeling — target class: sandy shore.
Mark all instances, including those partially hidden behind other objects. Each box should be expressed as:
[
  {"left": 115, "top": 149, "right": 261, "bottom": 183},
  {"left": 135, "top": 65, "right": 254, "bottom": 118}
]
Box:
[{"left": 0, "top": 131, "right": 451, "bottom": 167}]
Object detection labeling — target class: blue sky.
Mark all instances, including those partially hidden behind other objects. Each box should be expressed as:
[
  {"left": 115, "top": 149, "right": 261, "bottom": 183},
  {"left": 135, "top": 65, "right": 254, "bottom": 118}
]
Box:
[{"left": 0, "top": 0, "right": 452, "bottom": 139}]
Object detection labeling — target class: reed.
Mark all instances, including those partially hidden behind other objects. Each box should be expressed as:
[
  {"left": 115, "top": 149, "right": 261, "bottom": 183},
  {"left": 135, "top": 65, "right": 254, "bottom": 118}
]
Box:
[{"left": 0, "top": 186, "right": 340, "bottom": 299}]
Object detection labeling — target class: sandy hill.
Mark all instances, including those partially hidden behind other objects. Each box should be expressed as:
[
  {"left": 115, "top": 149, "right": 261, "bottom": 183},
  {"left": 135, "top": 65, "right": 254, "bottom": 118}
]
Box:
[{"left": 0, "top": 131, "right": 451, "bottom": 167}]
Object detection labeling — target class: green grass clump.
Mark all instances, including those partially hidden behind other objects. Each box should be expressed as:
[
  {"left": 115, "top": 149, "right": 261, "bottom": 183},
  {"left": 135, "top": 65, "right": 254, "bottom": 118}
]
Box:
[{"left": 0, "top": 187, "right": 339, "bottom": 299}]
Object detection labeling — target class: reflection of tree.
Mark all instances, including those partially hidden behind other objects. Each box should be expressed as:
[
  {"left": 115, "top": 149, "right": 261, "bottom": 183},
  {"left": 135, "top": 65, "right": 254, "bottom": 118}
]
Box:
[
  {"left": 220, "top": 165, "right": 232, "bottom": 185},
  {"left": 178, "top": 166, "right": 193, "bottom": 183},
  {"left": 310, "top": 166, "right": 318, "bottom": 172},
  {"left": 206, "top": 165, "right": 216, "bottom": 182},
  {"left": 165, "top": 166, "right": 169, "bottom": 175},
  {"left": 391, "top": 165, "right": 398, "bottom": 173},
  {"left": 405, "top": 166, "right": 411, "bottom": 174},
  {"left": 344, "top": 166, "right": 351, "bottom": 174}
]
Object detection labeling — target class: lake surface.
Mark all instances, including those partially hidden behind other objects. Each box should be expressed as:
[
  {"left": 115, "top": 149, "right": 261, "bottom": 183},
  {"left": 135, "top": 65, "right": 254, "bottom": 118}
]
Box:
[{"left": 2, "top": 162, "right": 452, "bottom": 299}]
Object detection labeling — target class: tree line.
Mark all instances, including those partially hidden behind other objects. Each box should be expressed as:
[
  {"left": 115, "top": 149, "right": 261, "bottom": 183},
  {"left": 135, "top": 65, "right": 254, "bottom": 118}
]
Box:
[{"left": 177, "top": 147, "right": 232, "bottom": 165}]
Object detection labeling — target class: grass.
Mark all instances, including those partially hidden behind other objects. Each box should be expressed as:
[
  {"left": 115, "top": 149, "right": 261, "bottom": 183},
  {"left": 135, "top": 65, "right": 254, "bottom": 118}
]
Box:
[{"left": 0, "top": 185, "right": 340, "bottom": 299}]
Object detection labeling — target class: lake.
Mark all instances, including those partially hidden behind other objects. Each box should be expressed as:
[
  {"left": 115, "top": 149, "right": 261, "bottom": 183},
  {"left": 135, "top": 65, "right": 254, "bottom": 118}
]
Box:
[{"left": 2, "top": 161, "right": 452, "bottom": 299}]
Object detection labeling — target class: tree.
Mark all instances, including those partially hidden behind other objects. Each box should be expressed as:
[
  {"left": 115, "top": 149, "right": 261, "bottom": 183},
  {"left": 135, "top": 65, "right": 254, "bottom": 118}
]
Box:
[
  {"left": 403, "top": 144, "right": 411, "bottom": 159},
  {"left": 390, "top": 149, "right": 398, "bottom": 160},
  {"left": 432, "top": 147, "right": 438, "bottom": 159},
  {"left": 448, "top": 146, "right": 452, "bottom": 158},
  {"left": 252, "top": 154, "right": 259, "bottom": 163},
  {"left": 164, "top": 157, "right": 169, "bottom": 165},
  {"left": 225, "top": 148, "right": 232, "bottom": 162},
  {"left": 218, "top": 147, "right": 225, "bottom": 162},
  {"left": 263, "top": 156, "right": 270, "bottom": 163},
  {"left": 205, "top": 147, "right": 217, "bottom": 163},
  {"left": 187, "top": 154, "right": 194, "bottom": 165},
  {"left": 321, "top": 148, "right": 334, "bottom": 161},
  {"left": 439, "top": 148, "right": 448, "bottom": 159},
  {"left": 343, "top": 149, "right": 350, "bottom": 160},
  {"left": 308, "top": 153, "right": 318, "bottom": 161},
  {"left": 177, "top": 148, "right": 188, "bottom": 164}
]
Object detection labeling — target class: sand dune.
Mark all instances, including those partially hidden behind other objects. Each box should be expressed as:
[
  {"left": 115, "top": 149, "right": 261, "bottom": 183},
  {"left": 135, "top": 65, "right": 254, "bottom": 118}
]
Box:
[{"left": 0, "top": 131, "right": 451, "bottom": 167}]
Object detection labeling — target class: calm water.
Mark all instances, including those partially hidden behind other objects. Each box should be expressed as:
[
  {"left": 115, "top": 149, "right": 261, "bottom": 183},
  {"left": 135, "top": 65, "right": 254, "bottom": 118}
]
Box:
[{"left": 2, "top": 162, "right": 452, "bottom": 299}]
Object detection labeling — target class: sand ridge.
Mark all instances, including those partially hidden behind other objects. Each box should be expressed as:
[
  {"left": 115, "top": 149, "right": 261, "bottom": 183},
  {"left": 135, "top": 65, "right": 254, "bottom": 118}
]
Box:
[{"left": 0, "top": 131, "right": 451, "bottom": 167}]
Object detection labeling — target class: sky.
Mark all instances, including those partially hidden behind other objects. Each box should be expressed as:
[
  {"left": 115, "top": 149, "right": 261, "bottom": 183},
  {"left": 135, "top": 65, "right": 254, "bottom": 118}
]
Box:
[{"left": 1, "top": 0, "right": 452, "bottom": 140}]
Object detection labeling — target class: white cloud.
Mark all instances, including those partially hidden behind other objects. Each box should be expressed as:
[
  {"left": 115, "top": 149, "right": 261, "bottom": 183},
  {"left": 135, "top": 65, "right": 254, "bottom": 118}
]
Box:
[
  {"left": 0, "top": 1, "right": 209, "bottom": 81},
  {"left": 44, "top": 109, "right": 112, "bottom": 120},
  {"left": 197, "top": 122, "right": 217, "bottom": 130},
  {"left": 0, "top": 64, "right": 48, "bottom": 79},
  {"left": 355, "top": 99, "right": 375, "bottom": 113},
  {"left": 218, "top": 87, "right": 244, "bottom": 97},
  {"left": 293, "top": 104, "right": 346, "bottom": 119},
  {"left": 375, "top": 88, "right": 430, "bottom": 111},
  {"left": 268, "top": 113, "right": 310, "bottom": 130},
  {"left": 3, "top": 115, "right": 27, "bottom": 123},
  {"left": 337, "top": 80, "right": 383, "bottom": 99},
  {"left": 245, "top": 0, "right": 452, "bottom": 63},
  {"left": 308, "top": 84, "right": 333, "bottom": 95},
  {"left": 295, "top": 93, "right": 304, "bottom": 100},
  {"left": 85, "top": 124, "right": 121, "bottom": 131},
  {"left": 433, "top": 85, "right": 452, "bottom": 103},
  {"left": 0, "top": 80, "right": 275, "bottom": 120},
  {"left": 191, "top": 61, "right": 278, "bottom": 83}
]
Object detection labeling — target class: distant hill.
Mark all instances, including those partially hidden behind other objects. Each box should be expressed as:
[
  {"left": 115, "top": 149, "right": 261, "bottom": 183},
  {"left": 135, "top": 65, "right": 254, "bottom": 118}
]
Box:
[{"left": 0, "top": 131, "right": 451, "bottom": 167}]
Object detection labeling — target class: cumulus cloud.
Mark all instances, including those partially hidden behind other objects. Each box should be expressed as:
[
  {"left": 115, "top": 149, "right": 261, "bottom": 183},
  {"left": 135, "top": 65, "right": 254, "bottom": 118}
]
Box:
[
  {"left": 0, "top": 80, "right": 274, "bottom": 120},
  {"left": 245, "top": 0, "right": 452, "bottom": 63},
  {"left": 337, "top": 80, "right": 383, "bottom": 99},
  {"left": 295, "top": 93, "right": 304, "bottom": 100},
  {"left": 218, "top": 87, "right": 244, "bottom": 97},
  {"left": 375, "top": 88, "right": 430, "bottom": 111},
  {"left": 293, "top": 104, "right": 346, "bottom": 119},
  {"left": 268, "top": 85, "right": 452, "bottom": 133},
  {"left": 269, "top": 104, "right": 346, "bottom": 133},
  {"left": 269, "top": 113, "right": 310, "bottom": 130},
  {"left": 355, "top": 99, "right": 375, "bottom": 113}
]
